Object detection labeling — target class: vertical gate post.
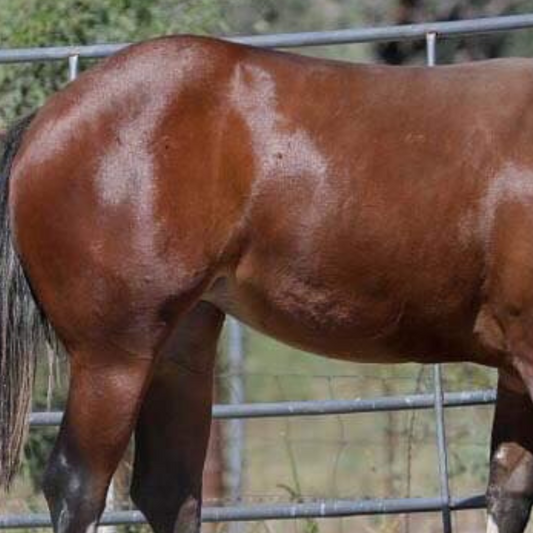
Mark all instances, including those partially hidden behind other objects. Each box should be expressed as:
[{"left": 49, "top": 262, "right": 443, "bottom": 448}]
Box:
[
  {"left": 226, "top": 317, "right": 245, "bottom": 533},
  {"left": 426, "top": 32, "right": 453, "bottom": 533},
  {"left": 68, "top": 54, "right": 79, "bottom": 82}
]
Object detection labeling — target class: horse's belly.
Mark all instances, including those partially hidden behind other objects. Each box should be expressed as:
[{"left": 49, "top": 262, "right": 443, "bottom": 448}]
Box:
[{"left": 206, "top": 265, "right": 481, "bottom": 365}]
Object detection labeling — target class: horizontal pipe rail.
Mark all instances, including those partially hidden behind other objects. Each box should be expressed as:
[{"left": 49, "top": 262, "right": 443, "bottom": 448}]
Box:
[
  {"left": 0, "top": 14, "right": 531, "bottom": 63},
  {"left": 0, "top": 494, "right": 486, "bottom": 528},
  {"left": 29, "top": 389, "right": 496, "bottom": 427}
]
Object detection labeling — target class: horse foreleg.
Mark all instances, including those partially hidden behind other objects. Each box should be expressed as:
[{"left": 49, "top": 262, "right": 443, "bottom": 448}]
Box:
[
  {"left": 486, "top": 369, "right": 533, "bottom": 533},
  {"left": 43, "top": 353, "right": 154, "bottom": 533},
  {"left": 130, "top": 302, "right": 224, "bottom": 533}
]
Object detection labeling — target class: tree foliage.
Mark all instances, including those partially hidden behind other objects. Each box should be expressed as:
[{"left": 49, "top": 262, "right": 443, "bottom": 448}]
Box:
[
  {"left": 364, "top": 0, "right": 533, "bottom": 64},
  {"left": 0, "top": 0, "right": 224, "bottom": 124}
]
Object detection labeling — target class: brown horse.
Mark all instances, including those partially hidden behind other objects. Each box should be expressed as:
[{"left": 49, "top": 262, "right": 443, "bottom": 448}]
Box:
[{"left": 1, "top": 34, "right": 533, "bottom": 533}]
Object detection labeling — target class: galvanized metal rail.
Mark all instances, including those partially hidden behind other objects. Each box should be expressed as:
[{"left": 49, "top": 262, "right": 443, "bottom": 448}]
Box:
[
  {"left": 0, "top": 13, "right": 531, "bottom": 63},
  {"left": 3, "top": 11, "right": 533, "bottom": 531},
  {"left": 29, "top": 389, "right": 496, "bottom": 427},
  {"left": 0, "top": 494, "right": 487, "bottom": 529}
]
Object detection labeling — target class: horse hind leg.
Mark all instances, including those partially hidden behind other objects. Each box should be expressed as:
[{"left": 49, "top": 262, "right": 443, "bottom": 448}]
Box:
[
  {"left": 43, "top": 348, "right": 155, "bottom": 533},
  {"left": 477, "top": 309, "right": 533, "bottom": 533},
  {"left": 486, "top": 369, "right": 533, "bottom": 533},
  {"left": 476, "top": 204, "right": 533, "bottom": 531},
  {"left": 130, "top": 301, "right": 224, "bottom": 533}
]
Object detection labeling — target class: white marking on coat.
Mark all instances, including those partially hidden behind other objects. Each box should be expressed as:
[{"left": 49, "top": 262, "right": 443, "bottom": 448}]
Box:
[
  {"left": 479, "top": 163, "right": 533, "bottom": 244},
  {"left": 494, "top": 446, "right": 508, "bottom": 463},
  {"left": 486, "top": 514, "right": 499, "bottom": 533}
]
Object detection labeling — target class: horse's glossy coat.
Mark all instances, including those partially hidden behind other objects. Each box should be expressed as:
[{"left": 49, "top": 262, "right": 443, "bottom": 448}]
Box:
[{"left": 4, "top": 35, "right": 533, "bottom": 533}]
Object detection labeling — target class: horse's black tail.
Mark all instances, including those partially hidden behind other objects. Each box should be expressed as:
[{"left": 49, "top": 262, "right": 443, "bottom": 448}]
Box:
[{"left": 0, "top": 113, "right": 56, "bottom": 490}]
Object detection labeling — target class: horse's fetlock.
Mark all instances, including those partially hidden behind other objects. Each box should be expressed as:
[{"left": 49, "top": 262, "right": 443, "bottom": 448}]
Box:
[
  {"left": 174, "top": 496, "right": 201, "bottom": 533},
  {"left": 487, "top": 489, "right": 533, "bottom": 533},
  {"left": 130, "top": 476, "right": 201, "bottom": 533}
]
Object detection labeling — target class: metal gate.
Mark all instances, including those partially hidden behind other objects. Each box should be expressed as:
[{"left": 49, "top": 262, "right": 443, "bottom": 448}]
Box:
[{"left": 1, "top": 12, "right": 533, "bottom": 532}]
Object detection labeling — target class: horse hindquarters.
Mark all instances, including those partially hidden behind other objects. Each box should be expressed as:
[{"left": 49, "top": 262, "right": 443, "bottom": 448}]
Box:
[
  {"left": 130, "top": 302, "right": 224, "bottom": 533},
  {"left": 42, "top": 301, "right": 223, "bottom": 533},
  {"left": 475, "top": 201, "right": 533, "bottom": 532},
  {"left": 43, "top": 350, "right": 155, "bottom": 533},
  {"left": 487, "top": 370, "right": 533, "bottom": 533}
]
